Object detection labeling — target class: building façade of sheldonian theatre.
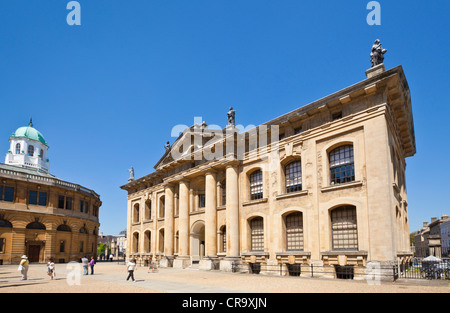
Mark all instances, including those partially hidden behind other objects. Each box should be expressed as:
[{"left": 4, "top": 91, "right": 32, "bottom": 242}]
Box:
[
  {"left": 0, "top": 121, "right": 102, "bottom": 264},
  {"left": 121, "top": 62, "right": 416, "bottom": 279}
]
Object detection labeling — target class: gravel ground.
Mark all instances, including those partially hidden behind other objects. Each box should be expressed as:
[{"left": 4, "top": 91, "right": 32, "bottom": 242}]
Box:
[{"left": 1, "top": 262, "right": 448, "bottom": 293}]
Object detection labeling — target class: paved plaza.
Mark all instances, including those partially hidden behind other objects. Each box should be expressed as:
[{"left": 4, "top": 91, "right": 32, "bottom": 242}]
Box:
[{"left": 0, "top": 261, "right": 448, "bottom": 293}]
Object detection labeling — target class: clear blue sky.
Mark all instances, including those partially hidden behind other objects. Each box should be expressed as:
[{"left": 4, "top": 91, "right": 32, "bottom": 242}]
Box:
[{"left": 0, "top": 0, "right": 449, "bottom": 235}]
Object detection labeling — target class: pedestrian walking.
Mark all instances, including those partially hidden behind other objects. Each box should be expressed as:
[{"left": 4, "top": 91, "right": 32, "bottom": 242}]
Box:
[
  {"left": 126, "top": 258, "right": 137, "bottom": 282},
  {"left": 47, "top": 258, "right": 55, "bottom": 280},
  {"left": 18, "top": 255, "right": 29, "bottom": 280},
  {"left": 147, "top": 255, "right": 156, "bottom": 273},
  {"left": 89, "top": 256, "right": 95, "bottom": 275},
  {"left": 81, "top": 256, "right": 89, "bottom": 275}
]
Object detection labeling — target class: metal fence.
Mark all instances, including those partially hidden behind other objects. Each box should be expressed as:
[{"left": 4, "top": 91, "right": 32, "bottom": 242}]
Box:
[
  {"left": 399, "top": 258, "right": 450, "bottom": 280},
  {"left": 231, "top": 262, "right": 399, "bottom": 282}
]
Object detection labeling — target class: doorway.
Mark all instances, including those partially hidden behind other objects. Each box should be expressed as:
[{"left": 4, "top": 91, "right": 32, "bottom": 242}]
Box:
[
  {"left": 190, "top": 221, "right": 205, "bottom": 263},
  {"left": 28, "top": 245, "right": 41, "bottom": 263}
]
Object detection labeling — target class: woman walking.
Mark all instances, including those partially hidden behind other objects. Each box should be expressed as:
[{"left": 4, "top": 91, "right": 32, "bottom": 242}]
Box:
[
  {"left": 19, "top": 255, "right": 29, "bottom": 280},
  {"left": 126, "top": 258, "right": 137, "bottom": 282}
]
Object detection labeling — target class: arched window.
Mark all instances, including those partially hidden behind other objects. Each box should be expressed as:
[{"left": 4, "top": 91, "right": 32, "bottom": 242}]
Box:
[
  {"left": 329, "top": 145, "right": 355, "bottom": 185},
  {"left": 26, "top": 221, "right": 46, "bottom": 230},
  {"left": 285, "top": 212, "right": 304, "bottom": 251},
  {"left": 28, "top": 145, "right": 34, "bottom": 156},
  {"left": 133, "top": 232, "right": 139, "bottom": 253},
  {"left": 331, "top": 205, "right": 358, "bottom": 251},
  {"left": 15, "top": 143, "right": 21, "bottom": 154},
  {"left": 0, "top": 219, "right": 12, "bottom": 228},
  {"left": 57, "top": 224, "right": 71, "bottom": 232},
  {"left": 133, "top": 203, "right": 140, "bottom": 223},
  {"left": 145, "top": 200, "right": 152, "bottom": 220},
  {"left": 250, "top": 217, "right": 264, "bottom": 251},
  {"left": 40, "top": 149, "right": 44, "bottom": 160},
  {"left": 285, "top": 161, "right": 302, "bottom": 193},
  {"left": 249, "top": 170, "right": 263, "bottom": 200},
  {"left": 159, "top": 196, "right": 165, "bottom": 218}
]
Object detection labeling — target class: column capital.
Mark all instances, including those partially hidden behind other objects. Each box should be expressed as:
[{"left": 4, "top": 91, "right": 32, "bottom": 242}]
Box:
[
  {"left": 205, "top": 168, "right": 218, "bottom": 176},
  {"left": 225, "top": 161, "right": 240, "bottom": 169}
]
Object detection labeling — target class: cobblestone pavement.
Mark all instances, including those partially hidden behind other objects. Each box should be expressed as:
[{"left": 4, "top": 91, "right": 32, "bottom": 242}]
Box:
[{"left": 0, "top": 262, "right": 448, "bottom": 293}]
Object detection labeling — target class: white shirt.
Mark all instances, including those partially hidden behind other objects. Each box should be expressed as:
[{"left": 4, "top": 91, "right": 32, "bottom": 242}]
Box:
[{"left": 127, "top": 262, "right": 136, "bottom": 271}]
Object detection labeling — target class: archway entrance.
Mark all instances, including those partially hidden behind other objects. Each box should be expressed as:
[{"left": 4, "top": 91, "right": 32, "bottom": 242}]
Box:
[{"left": 190, "top": 221, "right": 205, "bottom": 264}]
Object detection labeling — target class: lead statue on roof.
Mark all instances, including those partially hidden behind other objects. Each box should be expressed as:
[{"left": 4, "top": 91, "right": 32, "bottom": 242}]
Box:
[
  {"left": 227, "top": 107, "right": 235, "bottom": 126},
  {"left": 128, "top": 167, "right": 135, "bottom": 182},
  {"left": 370, "top": 39, "right": 387, "bottom": 67}
]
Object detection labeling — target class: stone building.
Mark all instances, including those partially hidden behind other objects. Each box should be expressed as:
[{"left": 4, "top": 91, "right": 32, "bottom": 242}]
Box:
[
  {"left": 0, "top": 121, "right": 101, "bottom": 264},
  {"left": 121, "top": 63, "right": 416, "bottom": 277},
  {"left": 414, "top": 215, "right": 450, "bottom": 258}
]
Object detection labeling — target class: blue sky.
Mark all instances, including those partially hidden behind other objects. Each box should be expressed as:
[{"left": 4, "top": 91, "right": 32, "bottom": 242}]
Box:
[{"left": 0, "top": 0, "right": 449, "bottom": 235}]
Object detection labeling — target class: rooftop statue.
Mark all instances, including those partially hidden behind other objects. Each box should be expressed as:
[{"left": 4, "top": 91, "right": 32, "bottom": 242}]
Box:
[
  {"left": 227, "top": 107, "right": 235, "bottom": 126},
  {"left": 370, "top": 39, "right": 387, "bottom": 67}
]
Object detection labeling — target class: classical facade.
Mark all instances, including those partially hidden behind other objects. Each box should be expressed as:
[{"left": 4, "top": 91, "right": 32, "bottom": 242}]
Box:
[
  {"left": 121, "top": 63, "right": 416, "bottom": 277},
  {"left": 0, "top": 121, "right": 101, "bottom": 264}
]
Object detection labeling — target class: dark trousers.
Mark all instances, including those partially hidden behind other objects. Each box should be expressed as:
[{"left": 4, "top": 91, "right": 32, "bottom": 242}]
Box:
[{"left": 127, "top": 270, "right": 135, "bottom": 281}]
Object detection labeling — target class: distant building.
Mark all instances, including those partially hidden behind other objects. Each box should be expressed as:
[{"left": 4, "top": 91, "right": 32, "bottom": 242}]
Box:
[
  {"left": 441, "top": 219, "right": 450, "bottom": 257},
  {"left": 0, "top": 120, "right": 101, "bottom": 264},
  {"left": 414, "top": 215, "right": 450, "bottom": 258}
]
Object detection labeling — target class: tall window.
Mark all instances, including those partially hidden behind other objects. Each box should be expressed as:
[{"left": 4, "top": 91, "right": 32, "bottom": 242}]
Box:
[
  {"left": 1, "top": 186, "right": 15, "bottom": 202},
  {"left": 40, "top": 149, "right": 44, "bottom": 160},
  {"left": 198, "top": 194, "right": 206, "bottom": 208},
  {"left": 133, "top": 203, "right": 140, "bottom": 223},
  {"left": 221, "top": 181, "right": 226, "bottom": 206},
  {"left": 250, "top": 217, "right": 264, "bottom": 251},
  {"left": 285, "top": 212, "right": 304, "bottom": 251},
  {"left": 15, "top": 143, "right": 21, "bottom": 154},
  {"left": 28, "top": 145, "right": 34, "bottom": 156},
  {"left": 285, "top": 161, "right": 302, "bottom": 193},
  {"left": 331, "top": 206, "right": 358, "bottom": 251},
  {"left": 249, "top": 170, "right": 263, "bottom": 200},
  {"left": 221, "top": 226, "right": 227, "bottom": 253},
  {"left": 329, "top": 145, "right": 355, "bottom": 185}
]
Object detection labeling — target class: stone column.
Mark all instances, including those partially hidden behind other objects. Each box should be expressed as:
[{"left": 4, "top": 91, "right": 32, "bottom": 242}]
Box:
[
  {"left": 200, "top": 170, "right": 219, "bottom": 270},
  {"left": 162, "top": 184, "right": 174, "bottom": 267},
  {"left": 173, "top": 179, "right": 191, "bottom": 269},
  {"left": 220, "top": 163, "right": 241, "bottom": 271}
]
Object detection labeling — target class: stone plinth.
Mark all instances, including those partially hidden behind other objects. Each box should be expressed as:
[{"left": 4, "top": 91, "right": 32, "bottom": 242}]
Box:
[{"left": 365, "top": 63, "right": 385, "bottom": 78}]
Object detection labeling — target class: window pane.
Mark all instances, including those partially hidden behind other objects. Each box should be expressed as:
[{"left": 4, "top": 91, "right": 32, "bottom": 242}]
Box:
[
  {"left": 4, "top": 187, "right": 14, "bottom": 202},
  {"left": 66, "top": 197, "right": 72, "bottom": 210},
  {"left": 28, "top": 145, "right": 34, "bottom": 156},
  {"left": 285, "top": 161, "right": 302, "bottom": 193},
  {"left": 331, "top": 206, "right": 358, "bottom": 250},
  {"left": 329, "top": 145, "right": 355, "bottom": 184},
  {"left": 199, "top": 194, "right": 206, "bottom": 208},
  {"left": 250, "top": 170, "right": 263, "bottom": 200},
  {"left": 29, "top": 190, "right": 38, "bottom": 205},
  {"left": 0, "top": 186, "right": 3, "bottom": 201},
  {"left": 58, "top": 196, "right": 65, "bottom": 209},
  {"left": 286, "top": 212, "right": 304, "bottom": 251},
  {"left": 38, "top": 192, "right": 47, "bottom": 206},
  {"left": 251, "top": 217, "right": 264, "bottom": 251}
]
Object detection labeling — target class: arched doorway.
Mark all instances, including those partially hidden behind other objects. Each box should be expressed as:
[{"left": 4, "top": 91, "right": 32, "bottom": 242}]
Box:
[{"left": 190, "top": 221, "right": 205, "bottom": 264}]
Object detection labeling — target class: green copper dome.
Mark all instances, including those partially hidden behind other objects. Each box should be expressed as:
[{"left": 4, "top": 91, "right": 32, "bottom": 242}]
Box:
[{"left": 11, "top": 120, "right": 48, "bottom": 146}]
